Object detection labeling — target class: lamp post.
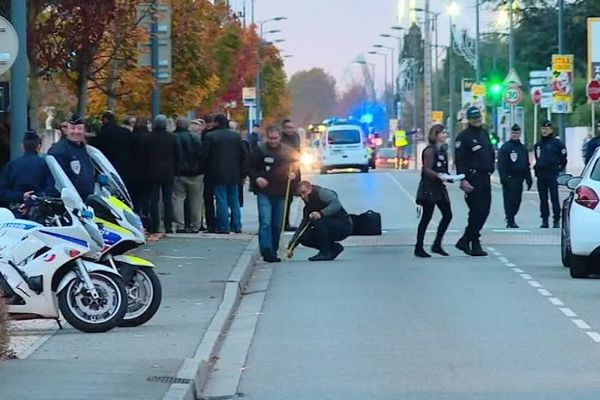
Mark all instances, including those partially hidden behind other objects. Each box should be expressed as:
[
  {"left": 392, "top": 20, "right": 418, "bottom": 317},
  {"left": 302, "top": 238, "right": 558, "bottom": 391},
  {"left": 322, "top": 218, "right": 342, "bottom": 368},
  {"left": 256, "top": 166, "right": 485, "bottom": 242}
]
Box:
[
  {"left": 411, "top": 7, "right": 442, "bottom": 110},
  {"left": 256, "top": 17, "right": 287, "bottom": 125},
  {"left": 368, "top": 51, "right": 388, "bottom": 99},
  {"left": 373, "top": 44, "right": 395, "bottom": 117},
  {"left": 447, "top": 2, "right": 460, "bottom": 160},
  {"left": 354, "top": 60, "right": 376, "bottom": 100},
  {"left": 389, "top": 27, "right": 406, "bottom": 119},
  {"left": 558, "top": 0, "right": 565, "bottom": 142}
]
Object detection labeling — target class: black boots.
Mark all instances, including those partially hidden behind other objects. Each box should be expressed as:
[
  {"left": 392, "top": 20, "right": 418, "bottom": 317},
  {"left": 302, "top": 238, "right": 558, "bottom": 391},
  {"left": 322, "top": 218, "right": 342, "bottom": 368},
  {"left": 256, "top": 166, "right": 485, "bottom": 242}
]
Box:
[
  {"left": 470, "top": 241, "right": 488, "bottom": 257},
  {"left": 553, "top": 220, "right": 560, "bottom": 229},
  {"left": 431, "top": 243, "right": 450, "bottom": 256},
  {"left": 455, "top": 236, "right": 471, "bottom": 255},
  {"left": 506, "top": 218, "right": 519, "bottom": 228},
  {"left": 414, "top": 246, "right": 431, "bottom": 258},
  {"left": 261, "top": 248, "right": 281, "bottom": 263},
  {"left": 455, "top": 236, "right": 487, "bottom": 256},
  {"left": 540, "top": 219, "right": 549, "bottom": 228},
  {"left": 308, "top": 251, "right": 334, "bottom": 261}
]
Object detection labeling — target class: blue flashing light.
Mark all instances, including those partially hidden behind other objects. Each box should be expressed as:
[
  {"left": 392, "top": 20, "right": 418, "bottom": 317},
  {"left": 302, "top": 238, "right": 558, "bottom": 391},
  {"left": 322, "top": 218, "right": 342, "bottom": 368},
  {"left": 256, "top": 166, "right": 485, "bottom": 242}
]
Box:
[{"left": 360, "top": 113, "right": 374, "bottom": 124}]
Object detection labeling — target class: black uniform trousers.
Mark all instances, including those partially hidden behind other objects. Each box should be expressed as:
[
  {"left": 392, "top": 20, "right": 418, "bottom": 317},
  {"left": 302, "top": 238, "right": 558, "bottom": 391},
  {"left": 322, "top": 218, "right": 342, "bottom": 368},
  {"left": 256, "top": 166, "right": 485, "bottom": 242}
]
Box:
[
  {"left": 464, "top": 174, "right": 492, "bottom": 242},
  {"left": 537, "top": 172, "right": 560, "bottom": 221},
  {"left": 300, "top": 217, "right": 352, "bottom": 254},
  {"left": 502, "top": 176, "right": 524, "bottom": 221}
]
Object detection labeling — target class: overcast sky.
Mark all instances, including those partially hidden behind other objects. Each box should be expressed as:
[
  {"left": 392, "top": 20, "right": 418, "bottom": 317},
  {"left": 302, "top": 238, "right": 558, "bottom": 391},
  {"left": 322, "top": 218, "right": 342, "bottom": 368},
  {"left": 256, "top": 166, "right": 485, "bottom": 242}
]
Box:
[{"left": 229, "top": 0, "right": 498, "bottom": 92}]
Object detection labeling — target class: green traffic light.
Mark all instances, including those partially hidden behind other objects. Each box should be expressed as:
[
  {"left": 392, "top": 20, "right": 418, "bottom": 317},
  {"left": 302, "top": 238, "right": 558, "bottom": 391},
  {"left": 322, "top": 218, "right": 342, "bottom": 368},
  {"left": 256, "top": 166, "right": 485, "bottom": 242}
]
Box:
[{"left": 490, "top": 83, "right": 503, "bottom": 95}]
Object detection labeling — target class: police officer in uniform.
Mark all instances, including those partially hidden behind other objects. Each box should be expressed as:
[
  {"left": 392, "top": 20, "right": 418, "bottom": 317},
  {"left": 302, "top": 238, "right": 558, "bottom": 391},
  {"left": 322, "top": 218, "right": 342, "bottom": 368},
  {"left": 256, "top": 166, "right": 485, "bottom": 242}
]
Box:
[
  {"left": 498, "top": 124, "right": 532, "bottom": 228},
  {"left": 393, "top": 126, "right": 408, "bottom": 169},
  {"left": 534, "top": 120, "right": 567, "bottom": 228},
  {"left": 454, "top": 106, "right": 495, "bottom": 257},
  {"left": 0, "top": 130, "right": 55, "bottom": 209},
  {"left": 48, "top": 114, "right": 96, "bottom": 199}
]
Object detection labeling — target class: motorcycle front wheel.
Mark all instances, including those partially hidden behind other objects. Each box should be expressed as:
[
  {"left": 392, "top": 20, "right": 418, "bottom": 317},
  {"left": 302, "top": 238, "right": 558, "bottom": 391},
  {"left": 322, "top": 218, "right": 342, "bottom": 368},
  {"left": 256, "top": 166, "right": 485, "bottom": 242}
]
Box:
[
  {"left": 119, "top": 267, "right": 162, "bottom": 327},
  {"left": 58, "top": 271, "right": 128, "bottom": 333}
]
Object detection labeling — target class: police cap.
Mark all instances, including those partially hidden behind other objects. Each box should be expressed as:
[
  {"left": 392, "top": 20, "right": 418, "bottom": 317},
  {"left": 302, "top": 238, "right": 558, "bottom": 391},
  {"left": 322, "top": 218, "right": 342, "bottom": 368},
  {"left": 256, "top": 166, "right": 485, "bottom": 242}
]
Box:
[
  {"left": 510, "top": 124, "right": 521, "bottom": 132},
  {"left": 466, "top": 106, "right": 482, "bottom": 120},
  {"left": 68, "top": 113, "right": 85, "bottom": 125},
  {"left": 542, "top": 120, "right": 553, "bottom": 128}
]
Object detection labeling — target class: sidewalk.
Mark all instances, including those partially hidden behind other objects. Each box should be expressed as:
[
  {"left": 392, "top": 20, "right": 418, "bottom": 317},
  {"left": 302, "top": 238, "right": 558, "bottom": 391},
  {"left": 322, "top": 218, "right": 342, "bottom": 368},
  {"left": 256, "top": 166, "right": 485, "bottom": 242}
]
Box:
[{"left": 1, "top": 228, "right": 257, "bottom": 399}]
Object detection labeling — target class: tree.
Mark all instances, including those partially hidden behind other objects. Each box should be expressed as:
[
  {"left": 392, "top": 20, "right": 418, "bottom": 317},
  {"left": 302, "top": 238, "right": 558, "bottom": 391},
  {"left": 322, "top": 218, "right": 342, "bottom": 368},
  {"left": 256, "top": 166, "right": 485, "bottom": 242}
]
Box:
[
  {"left": 337, "top": 84, "right": 368, "bottom": 117},
  {"left": 287, "top": 68, "right": 337, "bottom": 127},
  {"left": 401, "top": 23, "right": 424, "bottom": 74}
]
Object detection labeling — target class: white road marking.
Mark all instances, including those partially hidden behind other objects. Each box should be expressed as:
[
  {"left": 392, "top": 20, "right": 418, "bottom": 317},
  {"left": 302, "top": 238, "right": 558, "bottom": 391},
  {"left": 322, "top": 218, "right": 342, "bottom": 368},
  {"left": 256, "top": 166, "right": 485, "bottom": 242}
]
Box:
[
  {"left": 498, "top": 256, "right": 509, "bottom": 263},
  {"left": 528, "top": 281, "right": 543, "bottom": 288},
  {"left": 506, "top": 263, "right": 517, "bottom": 267},
  {"left": 492, "top": 229, "right": 531, "bottom": 233},
  {"left": 492, "top": 252, "right": 502, "bottom": 256},
  {"left": 538, "top": 288, "right": 553, "bottom": 296},
  {"left": 520, "top": 274, "right": 533, "bottom": 280},
  {"left": 548, "top": 298, "right": 565, "bottom": 306},
  {"left": 560, "top": 308, "right": 578, "bottom": 317},
  {"left": 512, "top": 268, "right": 524, "bottom": 273},
  {"left": 487, "top": 247, "right": 496, "bottom": 251},
  {"left": 573, "top": 319, "right": 592, "bottom": 330},
  {"left": 587, "top": 332, "right": 600, "bottom": 343}
]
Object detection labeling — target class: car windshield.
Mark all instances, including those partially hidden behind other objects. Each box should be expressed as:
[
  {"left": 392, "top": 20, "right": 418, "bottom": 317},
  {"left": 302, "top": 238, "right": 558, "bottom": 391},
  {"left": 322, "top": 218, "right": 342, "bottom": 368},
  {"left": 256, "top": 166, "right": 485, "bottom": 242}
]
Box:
[
  {"left": 377, "top": 148, "right": 396, "bottom": 157},
  {"left": 590, "top": 158, "right": 600, "bottom": 181},
  {"left": 328, "top": 129, "right": 361, "bottom": 145}
]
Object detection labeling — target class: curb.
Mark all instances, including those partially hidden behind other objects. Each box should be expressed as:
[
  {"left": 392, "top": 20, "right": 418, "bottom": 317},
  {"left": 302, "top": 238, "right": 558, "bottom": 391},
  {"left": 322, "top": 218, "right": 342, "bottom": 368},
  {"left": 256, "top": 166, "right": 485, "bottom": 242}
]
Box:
[{"left": 162, "top": 237, "right": 259, "bottom": 400}]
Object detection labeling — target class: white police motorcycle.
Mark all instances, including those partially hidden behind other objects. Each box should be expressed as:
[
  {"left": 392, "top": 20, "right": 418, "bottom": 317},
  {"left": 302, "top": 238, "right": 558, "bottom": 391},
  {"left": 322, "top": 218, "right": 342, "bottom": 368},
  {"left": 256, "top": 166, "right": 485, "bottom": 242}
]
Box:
[
  {"left": 0, "top": 156, "right": 128, "bottom": 333},
  {"left": 85, "top": 146, "right": 162, "bottom": 327}
]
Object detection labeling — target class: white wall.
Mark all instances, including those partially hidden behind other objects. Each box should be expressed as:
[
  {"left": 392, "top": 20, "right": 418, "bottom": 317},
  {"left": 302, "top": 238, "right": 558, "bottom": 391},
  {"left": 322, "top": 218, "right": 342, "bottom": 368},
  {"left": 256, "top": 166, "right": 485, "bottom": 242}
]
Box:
[{"left": 565, "top": 126, "right": 591, "bottom": 175}]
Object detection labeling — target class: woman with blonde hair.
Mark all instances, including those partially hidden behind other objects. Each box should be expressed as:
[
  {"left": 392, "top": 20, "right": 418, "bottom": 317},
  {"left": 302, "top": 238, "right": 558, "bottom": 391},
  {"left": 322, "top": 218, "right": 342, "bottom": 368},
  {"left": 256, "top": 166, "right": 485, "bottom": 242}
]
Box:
[{"left": 414, "top": 124, "right": 454, "bottom": 258}]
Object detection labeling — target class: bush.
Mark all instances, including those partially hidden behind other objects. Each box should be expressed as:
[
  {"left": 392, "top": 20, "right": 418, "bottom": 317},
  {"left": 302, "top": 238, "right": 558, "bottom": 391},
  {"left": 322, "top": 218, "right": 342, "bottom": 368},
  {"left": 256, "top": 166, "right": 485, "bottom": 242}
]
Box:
[{"left": 0, "top": 298, "right": 15, "bottom": 359}]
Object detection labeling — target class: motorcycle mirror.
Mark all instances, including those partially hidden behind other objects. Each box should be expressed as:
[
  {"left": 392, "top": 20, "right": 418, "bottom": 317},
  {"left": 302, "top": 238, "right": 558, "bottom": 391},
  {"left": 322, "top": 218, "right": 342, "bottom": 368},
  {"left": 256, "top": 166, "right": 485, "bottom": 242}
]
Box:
[
  {"left": 98, "top": 174, "right": 110, "bottom": 187},
  {"left": 61, "top": 188, "right": 82, "bottom": 210}
]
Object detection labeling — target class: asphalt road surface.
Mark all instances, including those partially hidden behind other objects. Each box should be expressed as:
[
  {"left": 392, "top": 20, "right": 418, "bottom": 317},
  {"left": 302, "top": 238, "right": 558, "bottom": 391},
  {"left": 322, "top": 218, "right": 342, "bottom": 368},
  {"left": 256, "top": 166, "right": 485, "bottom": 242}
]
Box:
[{"left": 213, "top": 169, "right": 600, "bottom": 400}]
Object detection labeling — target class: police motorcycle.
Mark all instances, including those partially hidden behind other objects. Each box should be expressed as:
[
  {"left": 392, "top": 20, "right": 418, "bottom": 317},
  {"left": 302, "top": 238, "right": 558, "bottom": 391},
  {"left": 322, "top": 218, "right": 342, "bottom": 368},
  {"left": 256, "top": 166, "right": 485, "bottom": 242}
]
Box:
[
  {"left": 0, "top": 156, "right": 128, "bottom": 333},
  {"left": 84, "top": 145, "right": 162, "bottom": 327}
]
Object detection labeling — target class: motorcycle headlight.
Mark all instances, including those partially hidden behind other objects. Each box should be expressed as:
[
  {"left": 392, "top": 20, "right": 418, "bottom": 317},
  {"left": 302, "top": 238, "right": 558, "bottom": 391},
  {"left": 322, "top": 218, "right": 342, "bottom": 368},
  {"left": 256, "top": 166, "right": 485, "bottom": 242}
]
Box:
[{"left": 124, "top": 210, "right": 143, "bottom": 231}]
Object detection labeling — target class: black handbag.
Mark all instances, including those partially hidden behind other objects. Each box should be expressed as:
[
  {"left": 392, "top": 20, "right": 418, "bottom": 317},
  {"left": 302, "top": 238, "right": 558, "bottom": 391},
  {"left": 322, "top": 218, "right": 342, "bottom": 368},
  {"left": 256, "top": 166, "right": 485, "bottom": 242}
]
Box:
[
  {"left": 416, "top": 180, "right": 434, "bottom": 206},
  {"left": 350, "top": 210, "right": 382, "bottom": 236}
]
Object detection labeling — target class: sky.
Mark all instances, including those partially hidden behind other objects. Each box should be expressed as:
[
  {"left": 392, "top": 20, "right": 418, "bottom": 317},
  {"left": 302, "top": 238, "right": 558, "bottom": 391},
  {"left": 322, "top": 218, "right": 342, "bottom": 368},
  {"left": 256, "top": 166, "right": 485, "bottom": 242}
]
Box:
[{"left": 229, "top": 0, "right": 498, "bottom": 93}]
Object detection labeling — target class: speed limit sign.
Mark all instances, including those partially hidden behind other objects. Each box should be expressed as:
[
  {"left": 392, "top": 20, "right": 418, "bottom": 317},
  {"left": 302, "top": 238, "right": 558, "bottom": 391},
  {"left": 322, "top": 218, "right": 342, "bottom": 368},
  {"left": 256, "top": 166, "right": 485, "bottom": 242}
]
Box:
[{"left": 504, "top": 85, "right": 523, "bottom": 105}]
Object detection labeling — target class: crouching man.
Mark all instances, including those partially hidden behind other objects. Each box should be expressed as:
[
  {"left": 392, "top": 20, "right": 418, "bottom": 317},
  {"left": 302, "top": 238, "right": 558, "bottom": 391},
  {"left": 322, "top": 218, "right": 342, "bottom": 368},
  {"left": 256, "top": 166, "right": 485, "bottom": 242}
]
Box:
[{"left": 293, "top": 181, "right": 353, "bottom": 261}]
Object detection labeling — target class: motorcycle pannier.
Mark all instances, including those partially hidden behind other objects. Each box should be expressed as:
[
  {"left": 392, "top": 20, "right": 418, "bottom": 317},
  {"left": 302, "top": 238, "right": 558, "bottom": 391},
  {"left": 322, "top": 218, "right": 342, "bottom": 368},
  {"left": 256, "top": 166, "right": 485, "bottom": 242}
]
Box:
[{"left": 350, "top": 210, "right": 382, "bottom": 236}]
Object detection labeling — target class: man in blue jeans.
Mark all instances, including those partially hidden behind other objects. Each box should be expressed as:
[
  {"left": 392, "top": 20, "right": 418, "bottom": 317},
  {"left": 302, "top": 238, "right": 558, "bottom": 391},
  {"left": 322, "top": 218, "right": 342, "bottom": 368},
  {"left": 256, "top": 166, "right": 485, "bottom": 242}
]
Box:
[
  {"left": 248, "top": 125, "right": 299, "bottom": 262},
  {"left": 203, "top": 114, "right": 247, "bottom": 234}
]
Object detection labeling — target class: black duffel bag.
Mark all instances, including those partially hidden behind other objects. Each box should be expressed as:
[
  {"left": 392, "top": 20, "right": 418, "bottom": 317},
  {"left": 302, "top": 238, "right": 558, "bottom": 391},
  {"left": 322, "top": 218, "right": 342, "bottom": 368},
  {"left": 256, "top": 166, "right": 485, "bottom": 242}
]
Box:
[{"left": 350, "top": 210, "right": 382, "bottom": 236}]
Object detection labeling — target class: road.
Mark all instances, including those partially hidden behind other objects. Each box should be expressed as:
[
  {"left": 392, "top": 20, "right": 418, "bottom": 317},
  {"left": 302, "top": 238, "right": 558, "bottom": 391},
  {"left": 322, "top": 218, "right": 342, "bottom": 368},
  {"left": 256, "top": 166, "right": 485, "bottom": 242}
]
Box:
[{"left": 205, "top": 168, "right": 600, "bottom": 400}]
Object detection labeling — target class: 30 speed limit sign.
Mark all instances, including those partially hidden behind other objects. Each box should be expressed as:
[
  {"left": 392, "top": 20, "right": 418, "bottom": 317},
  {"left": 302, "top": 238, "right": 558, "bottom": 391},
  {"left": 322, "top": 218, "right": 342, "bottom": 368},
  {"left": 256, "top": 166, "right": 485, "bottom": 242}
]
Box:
[{"left": 504, "top": 85, "right": 523, "bottom": 105}]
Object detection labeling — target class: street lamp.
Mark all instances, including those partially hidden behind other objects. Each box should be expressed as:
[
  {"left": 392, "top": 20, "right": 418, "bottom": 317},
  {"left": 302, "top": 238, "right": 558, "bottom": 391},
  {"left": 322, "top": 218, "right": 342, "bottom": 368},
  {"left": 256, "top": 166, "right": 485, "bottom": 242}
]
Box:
[
  {"left": 411, "top": 7, "right": 442, "bottom": 109},
  {"left": 447, "top": 1, "right": 459, "bottom": 159},
  {"left": 256, "top": 16, "right": 287, "bottom": 125},
  {"left": 368, "top": 50, "right": 388, "bottom": 95}
]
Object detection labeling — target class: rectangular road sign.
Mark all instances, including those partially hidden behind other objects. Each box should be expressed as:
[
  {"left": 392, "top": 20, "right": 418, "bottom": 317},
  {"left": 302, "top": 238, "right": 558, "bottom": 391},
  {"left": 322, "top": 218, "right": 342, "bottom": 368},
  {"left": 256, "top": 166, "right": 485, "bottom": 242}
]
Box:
[
  {"left": 529, "top": 78, "right": 549, "bottom": 87},
  {"left": 243, "top": 87, "right": 256, "bottom": 106},
  {"left": 137, "top": 3, "right": 171, "bottom": 39},
  {"left": 138, "top": 39, "right": 172, "bottom": 83},
  {"left": 432, "top": 111, "right": 444, "bottom": 123},
  {"left": 529, "top": 69, "right": 551, "bottom": 79}
]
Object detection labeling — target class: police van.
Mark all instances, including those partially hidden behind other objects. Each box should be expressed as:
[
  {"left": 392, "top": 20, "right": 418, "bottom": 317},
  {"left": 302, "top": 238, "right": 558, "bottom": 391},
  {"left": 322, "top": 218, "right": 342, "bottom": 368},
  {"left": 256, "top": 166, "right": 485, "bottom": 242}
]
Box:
[{"left": 319, "top": 124, "right": 370, "bottom": 174}]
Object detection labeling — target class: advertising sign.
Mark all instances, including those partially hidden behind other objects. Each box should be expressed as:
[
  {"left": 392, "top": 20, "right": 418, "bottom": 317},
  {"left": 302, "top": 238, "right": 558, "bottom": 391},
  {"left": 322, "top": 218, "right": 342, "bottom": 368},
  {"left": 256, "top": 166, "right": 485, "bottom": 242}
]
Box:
[
  {"left": 461, "top": 79, "right": 474, "bottom": 108},
  {"left": 551, "top": 54, "right": 574, "bottom": 114},
  {"left": 432, "top": 111, "right": 444, "bottom": 124}
]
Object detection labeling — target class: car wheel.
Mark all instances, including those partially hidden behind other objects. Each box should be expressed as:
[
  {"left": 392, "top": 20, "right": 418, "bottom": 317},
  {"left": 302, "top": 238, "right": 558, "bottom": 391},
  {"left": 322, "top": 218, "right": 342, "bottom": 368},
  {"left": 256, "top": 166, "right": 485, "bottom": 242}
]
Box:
[
  {"left": 360, "top": 166, "right": 369, "bottom": 173},
  {"left": 569, "top": 254, "right": 590, "bottom": 279},
  {"left": 561, "top": 224, "right": 571, "bottom": 268}
]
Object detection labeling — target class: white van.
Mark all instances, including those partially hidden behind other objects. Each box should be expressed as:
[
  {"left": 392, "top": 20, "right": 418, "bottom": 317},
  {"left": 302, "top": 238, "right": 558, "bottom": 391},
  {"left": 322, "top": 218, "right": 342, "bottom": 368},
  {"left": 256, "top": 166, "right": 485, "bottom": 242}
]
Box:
[{"left": 319, "top": 124, "right": 370, "bottom": 174}]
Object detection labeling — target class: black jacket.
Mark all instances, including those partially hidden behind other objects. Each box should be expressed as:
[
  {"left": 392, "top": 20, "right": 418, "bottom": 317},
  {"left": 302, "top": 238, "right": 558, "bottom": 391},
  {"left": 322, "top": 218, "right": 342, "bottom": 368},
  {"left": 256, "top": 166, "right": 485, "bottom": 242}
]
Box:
[
  {"left": 585, "top": 136, "right": 600, "bottom": 165},
  {"left": 203, "top": 128, "right": 247, "bottom": 185},
  {"left": 94, "top": 122, "right": 137, "bottom": 183},
  {"left": 48, "top": 138, "right": 95, "bottom": 199},
  {"left": 175, "top": 129, "right": 203, "bottom": 177},
  {"left": 417, "top": 145, "right": 450, "bottom": 205},
  {"left": 141, "top": 129, "right": 180, "bottom": 182},
  {"left": 534, "top": 135, "right": 567, "bottom": 176},
  {"left": 0, "top": 152, "right": 55, "bottom": 205},
  {"left": 248, "top": 143, "right": 298, "bottom": 196},
  {"left": 455, "top": 125, "right": 495, "bottom": 178},
  {"left": 498, "top": 140, "right": 532, "bottom": 185}
]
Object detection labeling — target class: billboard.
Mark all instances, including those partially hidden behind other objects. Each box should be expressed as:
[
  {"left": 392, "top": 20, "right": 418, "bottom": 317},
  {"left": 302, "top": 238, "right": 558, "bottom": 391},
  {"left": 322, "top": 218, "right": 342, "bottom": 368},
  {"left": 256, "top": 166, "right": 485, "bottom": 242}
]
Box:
[
  {"left": 551, "top": 54, "right": 574, "bottom": 114},
  {"left": 588, "top": 18, "right": 600, "bottom": 80}
]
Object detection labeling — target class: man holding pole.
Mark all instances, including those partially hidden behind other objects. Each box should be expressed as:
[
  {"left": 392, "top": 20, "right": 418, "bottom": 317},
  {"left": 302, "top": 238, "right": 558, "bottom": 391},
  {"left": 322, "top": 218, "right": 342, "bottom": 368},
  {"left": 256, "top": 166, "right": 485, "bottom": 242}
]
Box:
[{"left": 248, "top": 125, "right": 299, "bottom": 263}]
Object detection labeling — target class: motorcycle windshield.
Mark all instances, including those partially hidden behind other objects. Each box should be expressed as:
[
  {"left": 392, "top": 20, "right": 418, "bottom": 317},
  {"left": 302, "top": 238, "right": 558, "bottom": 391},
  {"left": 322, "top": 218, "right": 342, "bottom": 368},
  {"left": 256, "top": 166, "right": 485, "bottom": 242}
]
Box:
[
  {"left": 46, "top": 155, "right": 85, "bottom": 208},
  {"left": 86, "top": 145, "right": 133, "bottom": 208}
]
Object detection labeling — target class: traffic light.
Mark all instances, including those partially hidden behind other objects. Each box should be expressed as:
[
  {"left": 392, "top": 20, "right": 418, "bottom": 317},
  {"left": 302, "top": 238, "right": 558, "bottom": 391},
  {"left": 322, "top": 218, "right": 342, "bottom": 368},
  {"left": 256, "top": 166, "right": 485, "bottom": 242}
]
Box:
[{"left": 485, "top": 78, "right": 505, "bottom": 105}]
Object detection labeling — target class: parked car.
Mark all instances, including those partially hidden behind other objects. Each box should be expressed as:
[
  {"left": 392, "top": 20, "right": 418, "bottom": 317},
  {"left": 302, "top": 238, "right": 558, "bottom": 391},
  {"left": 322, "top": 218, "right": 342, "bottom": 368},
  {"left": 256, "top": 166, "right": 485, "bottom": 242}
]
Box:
[
  {"left": 559, "top": 150, "right": 600, "bottom": 278},
  {"left": 374, "top": 147, "right": 397, "bottom": 169}
]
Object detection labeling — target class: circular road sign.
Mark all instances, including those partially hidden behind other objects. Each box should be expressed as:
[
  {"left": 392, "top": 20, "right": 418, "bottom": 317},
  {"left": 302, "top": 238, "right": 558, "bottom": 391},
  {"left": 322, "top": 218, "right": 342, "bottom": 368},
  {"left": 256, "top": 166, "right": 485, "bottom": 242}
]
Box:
[
  {"left": 531, "top": 89, "right": 542, "bottom": 105},
  {"left": 504, "top": 85, "right": 523, "bottom": 105},
  {"left": 0, "top": 16, "right": 19, "bottom": 76},
  {"left": 586, "top": 80, "right": 600, "bottom": 103}
]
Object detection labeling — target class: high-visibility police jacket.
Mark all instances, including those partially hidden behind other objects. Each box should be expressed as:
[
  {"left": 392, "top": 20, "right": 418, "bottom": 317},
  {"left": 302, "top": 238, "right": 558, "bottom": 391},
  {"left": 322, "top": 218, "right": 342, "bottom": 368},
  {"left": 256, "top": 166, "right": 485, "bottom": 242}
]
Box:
[{"left": 394, "top": 130, "right": 408, "bottom": 147}]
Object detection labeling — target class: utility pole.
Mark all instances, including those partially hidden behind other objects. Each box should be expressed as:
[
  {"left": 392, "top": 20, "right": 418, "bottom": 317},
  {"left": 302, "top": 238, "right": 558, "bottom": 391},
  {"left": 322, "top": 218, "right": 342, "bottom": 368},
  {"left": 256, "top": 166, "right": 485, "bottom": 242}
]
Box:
[
  {"left": 433, "top": 13, "right": 440, "bottom": 110},
  {"left": 423, "top": 0, "right": 432, "bottom": 135},
  {"left": 413, "top": 59, "right": 419, "bottom": 170},
  {"left": 558, "top": 0, "right": 566, "bottom": 142},
  {"left": 475, "top": 0, "right": 480, "bottom": 82},
  {"left": 449, "top": 15, "right": 456, "bottom": 161},
  {"left": 10, "top": 0, "right": 27, "bottom": 159},
  {"left": 150, "top": 0, "right": 160, "bottom": 119},
  {"left": 509, "top": 0, "right": 514, "bottom": 71}
]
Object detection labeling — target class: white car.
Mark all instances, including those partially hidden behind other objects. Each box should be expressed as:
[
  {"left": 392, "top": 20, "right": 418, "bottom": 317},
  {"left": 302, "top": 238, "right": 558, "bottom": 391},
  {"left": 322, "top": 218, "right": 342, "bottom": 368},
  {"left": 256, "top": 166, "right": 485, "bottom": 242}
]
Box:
[
  {"left": 560, "top": 149, "right": 600, "bottom": 278},
  {"left": 319, "top": 124, "right": 370, "bottom": 174}
]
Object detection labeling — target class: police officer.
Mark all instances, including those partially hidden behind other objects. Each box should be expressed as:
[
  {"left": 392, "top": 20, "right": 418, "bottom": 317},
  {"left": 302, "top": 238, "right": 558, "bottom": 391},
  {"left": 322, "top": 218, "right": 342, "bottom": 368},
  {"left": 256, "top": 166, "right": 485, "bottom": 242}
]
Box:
[
  {"left": 48, "top": 114, "right": 96, "bottom": 199},
  {"left": 393, "top": 125, "right": 408, "bottom": 169},
  {"left": 293, "top": 181, "right": 353, "bottom": 261},
  {"left": 585, "top": 120, "right": 600, "bottom": 165},
  {"left": 534, "top": 120, "right": 567, "bottom": 228},
  {"left": 0, "top": 130, "right": 54, "bottom": 208},
  {"left": 498, "top": 124, "right": 532, "bottom": 229},
  {"left": 454, "top": 106, "right": 495, "bottom": 257}
]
